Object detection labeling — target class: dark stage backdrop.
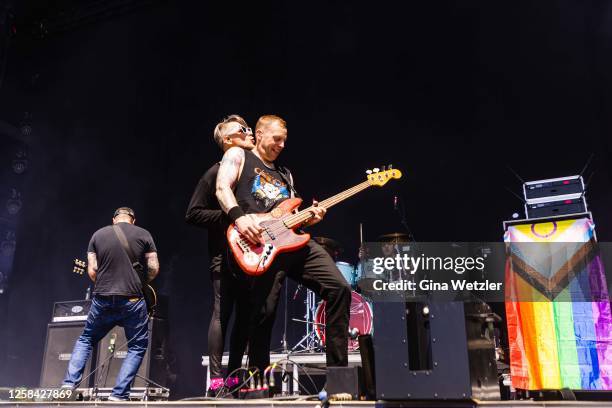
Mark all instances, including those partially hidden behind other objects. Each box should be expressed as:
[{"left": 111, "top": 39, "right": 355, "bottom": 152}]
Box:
[{"left": 1, "top": 0, "right": 612, "bottom": 398}]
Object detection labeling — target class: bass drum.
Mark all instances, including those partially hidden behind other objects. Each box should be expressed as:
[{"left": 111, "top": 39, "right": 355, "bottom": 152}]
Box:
[
  {"left": 314, "top": 291, "right": 373, "bottom": 351},
  {"left": 335, "top": 261, "right": 355, "bottom": 287}
]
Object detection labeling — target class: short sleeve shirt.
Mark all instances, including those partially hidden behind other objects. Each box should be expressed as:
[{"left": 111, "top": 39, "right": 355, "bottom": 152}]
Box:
[{"left": 87, "top": 222, "right": 157, "bottom": 296}]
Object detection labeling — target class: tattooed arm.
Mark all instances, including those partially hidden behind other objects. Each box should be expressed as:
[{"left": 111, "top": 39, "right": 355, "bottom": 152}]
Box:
[
  {"left": 87, "top": 252, "right": 98, "bottom": 282},
  {"left": 216, "top": 147, "right": 243, "bottom": 212},
  {"left": 216, "top": 147, "right": 263, "bottom": 244},
  {"left": 145, "top": 252, "right": 160, "bottom": 282}
]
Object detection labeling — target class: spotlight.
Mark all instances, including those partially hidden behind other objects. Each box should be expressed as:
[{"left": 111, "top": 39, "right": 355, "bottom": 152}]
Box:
[
  {"left": 1, "top": 239, "right": 15, "bottom": 257},
  {"left": 19, "top": 112, "right": 32, "bottom": 137},
  {"left": 422, "top": 305, "right": 430, "bottom": 316},
  {"left": 12, "top": 150, "right": 28, "bottom": 174},
  {"left": 6, "top": 189, "right": 21, "bottom": 215}
]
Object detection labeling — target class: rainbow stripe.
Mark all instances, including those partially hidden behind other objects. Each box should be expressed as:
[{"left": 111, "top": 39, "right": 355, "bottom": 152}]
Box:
[{"left": 504, "top": 218, "right": 612, "bottom": 390}]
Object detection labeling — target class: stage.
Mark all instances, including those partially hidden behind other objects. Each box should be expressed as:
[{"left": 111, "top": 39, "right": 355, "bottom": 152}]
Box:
[
  {"left": 3, "top": 399, "right": 612, "bottom": 408},
  {"left": 2, "top": 1, "right": 612, "bottom": 407},
  {"left": 201, "top": 352, "right": 363, "bottom": 393}
]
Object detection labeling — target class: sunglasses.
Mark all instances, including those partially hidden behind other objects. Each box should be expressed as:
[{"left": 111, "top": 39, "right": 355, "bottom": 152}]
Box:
[{"left": 236, "top": 125, "right": 252, "bottom": 135}]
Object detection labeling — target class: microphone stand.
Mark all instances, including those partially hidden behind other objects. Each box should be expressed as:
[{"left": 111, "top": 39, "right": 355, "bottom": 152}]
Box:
[
  {"left": 394, "top": 196, "right": 419, "bottom": 301},
  {"left": 394, "top": 195, "right": 415, "bottom": 242},
  {"left": 281, "top": 283, "right": 289, "bottom": 353}
]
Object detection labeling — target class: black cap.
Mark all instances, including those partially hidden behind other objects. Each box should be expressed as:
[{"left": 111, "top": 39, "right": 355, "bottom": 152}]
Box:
[{"left": 113, "top": 207, "right": 135, "bottom": 219}]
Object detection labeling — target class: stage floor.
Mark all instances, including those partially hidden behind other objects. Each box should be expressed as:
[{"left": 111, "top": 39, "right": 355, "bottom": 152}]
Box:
[{"left": 3, "top": 400, "right": 612, "bottom": 408}]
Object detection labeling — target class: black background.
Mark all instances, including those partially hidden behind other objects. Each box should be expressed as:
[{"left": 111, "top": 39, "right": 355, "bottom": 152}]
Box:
[{"left": 1, "top": 0, "right": 612, "bottom": 398}]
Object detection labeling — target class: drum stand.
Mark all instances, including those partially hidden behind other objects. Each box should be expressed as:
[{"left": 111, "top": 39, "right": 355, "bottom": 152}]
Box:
[{"left": 290, "top": 288, "right": 321, "bottom": 353}]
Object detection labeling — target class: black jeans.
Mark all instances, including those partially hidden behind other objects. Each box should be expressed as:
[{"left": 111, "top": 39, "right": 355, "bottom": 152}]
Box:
[{"left": 228, "top": 240, "right": 351, "bottom": 374}]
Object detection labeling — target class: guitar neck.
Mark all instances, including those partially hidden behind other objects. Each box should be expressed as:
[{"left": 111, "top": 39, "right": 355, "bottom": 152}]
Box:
[{"left": 284, "top": 180, "right": 371, "bottom": 228}]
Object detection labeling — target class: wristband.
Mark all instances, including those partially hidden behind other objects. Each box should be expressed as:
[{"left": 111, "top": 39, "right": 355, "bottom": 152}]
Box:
[{"left": 228, "top": 206, "right": 245, "bottom": 222}]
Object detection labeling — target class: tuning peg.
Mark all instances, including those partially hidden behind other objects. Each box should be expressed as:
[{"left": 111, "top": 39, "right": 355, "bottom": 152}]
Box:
[
  {"left": 373, "top": 168, "right": 380, "bottom": 173},
  {"left": 366, "top": 170, "right": 373, "bottom": 175},
  {"left": 388, "top": 164, "right": 393, "bottom": 169},
  {"left": 381, "top": 165, "right": 386, "bottom": 171}
]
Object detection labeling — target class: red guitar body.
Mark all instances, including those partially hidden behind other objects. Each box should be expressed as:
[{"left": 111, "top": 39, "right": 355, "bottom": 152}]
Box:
[{"left": 226, "top": 198, "right": 311, "bottom": 276}]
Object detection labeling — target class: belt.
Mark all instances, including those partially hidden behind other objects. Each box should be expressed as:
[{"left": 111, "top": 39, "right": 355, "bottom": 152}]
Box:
[{"left": 95, "top": 294, "right": 143, "bottom": 302}]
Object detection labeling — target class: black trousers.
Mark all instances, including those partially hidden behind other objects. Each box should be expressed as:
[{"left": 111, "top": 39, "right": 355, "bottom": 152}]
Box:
[
  {"left": 228, "top": 240, "right": 351, "bottom": 374},
  {"left": 208, "top": 255, "right": 249, "bottom": 379}
]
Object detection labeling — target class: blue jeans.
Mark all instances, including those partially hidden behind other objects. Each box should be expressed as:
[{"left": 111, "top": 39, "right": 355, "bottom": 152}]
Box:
[{"left": 63, "top": 295, "right": 149, "bottom": 399}]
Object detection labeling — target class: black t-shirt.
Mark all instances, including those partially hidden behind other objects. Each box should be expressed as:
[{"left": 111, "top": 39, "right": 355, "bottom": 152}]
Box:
[
  {"left": 234, "top": 151, "right": 291, "bottom": 214},
  {"left": 88, "top": 222, "right": 157, "bottom": 296},
  {"left": 185, "top": 162, "right": 229, "bottom": 267}
]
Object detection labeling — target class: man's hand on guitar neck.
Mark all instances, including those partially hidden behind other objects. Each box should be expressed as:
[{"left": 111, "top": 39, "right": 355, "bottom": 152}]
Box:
[
  {"left": 302, "top": 199, "right": 326, "bottom": 227},
  {"left": 236, "top": 214, "right": 265, "bottom": 245}
]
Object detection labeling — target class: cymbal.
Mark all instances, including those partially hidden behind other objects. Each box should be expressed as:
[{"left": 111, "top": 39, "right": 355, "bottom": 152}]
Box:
[
  {"left": 313, "top": 236, "right": 343, "bottom": 252},
  {"left": 378, "top": 232, "right": 411, "bottom": 242}
]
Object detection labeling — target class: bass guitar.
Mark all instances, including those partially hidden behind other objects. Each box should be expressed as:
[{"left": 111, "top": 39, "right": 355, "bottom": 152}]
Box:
[{"left": 227, "top": 166, "right": 402, "bottom": 276}]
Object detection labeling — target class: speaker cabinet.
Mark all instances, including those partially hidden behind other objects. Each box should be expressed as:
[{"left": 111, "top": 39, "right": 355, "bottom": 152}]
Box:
[
  {"left": 40, "top": 321, "right": 95, "bottom": 387},
  {"left": 94, "top": 318, "right": 169, "bottom": 388},
  {"left": 373, "top": 301, "right": 500, "bottom": 400}
]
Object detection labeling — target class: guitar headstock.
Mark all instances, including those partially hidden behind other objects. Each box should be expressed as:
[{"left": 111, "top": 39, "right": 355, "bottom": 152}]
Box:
[
  {"left": 366, "top": 165, "right": 402, "bottom": 187},
  {"left": 73, "top": 259, "right": 87, "bottom": 275}
]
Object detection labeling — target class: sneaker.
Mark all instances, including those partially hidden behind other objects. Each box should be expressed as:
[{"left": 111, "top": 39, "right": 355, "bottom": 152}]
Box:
[{"left": 107, "top": 395, "right": 129, "bottom": 401}]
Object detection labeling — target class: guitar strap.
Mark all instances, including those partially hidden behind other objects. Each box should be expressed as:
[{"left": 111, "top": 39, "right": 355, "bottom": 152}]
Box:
[
  {"left": 111, "top": 224, "right": 146, "bottom": 285},
  {"left": 277, "top": 165, "right": 299, "bottom": 198}
]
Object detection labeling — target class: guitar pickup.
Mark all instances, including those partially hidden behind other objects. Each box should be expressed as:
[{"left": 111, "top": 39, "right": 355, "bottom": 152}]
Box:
[{"left": 264, "top": 227, "right": 276, "bottom": 240}]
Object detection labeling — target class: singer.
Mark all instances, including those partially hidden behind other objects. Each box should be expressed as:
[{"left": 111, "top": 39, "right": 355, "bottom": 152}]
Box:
[{"left": 61, "top": 207, "right": 160, "bottom": 401}]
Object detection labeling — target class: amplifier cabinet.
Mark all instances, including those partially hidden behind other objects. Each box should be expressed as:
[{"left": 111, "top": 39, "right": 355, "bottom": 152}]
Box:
[
  {"left": 94, "top": 318, "right": 169, "bottom": 388},
  {"left": 525, "top": 196, "right": 587, "bottom": 219},
  {"left": 40, "top": 321, "right": 95, "bottom": 387},
  {"left": 523, "top": 176, "right": 584, "bottom": 202}
]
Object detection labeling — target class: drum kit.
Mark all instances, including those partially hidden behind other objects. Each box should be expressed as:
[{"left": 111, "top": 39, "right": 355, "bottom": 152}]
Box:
[{"left": 289, "top": 233, "right": 410, "bottom": 353}]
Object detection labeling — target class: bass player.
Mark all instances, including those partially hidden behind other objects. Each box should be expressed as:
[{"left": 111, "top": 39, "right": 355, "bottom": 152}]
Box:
[{"left": 215, "top": 114, "right": 351, "bottom": 374}]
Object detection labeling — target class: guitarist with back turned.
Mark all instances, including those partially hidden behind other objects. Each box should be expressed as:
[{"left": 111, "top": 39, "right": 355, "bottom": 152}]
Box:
[
  {"left": 62, "top": 207, "right": 159, "bottom": 401},
  {"left": 216, "top": 115, "right": 351, "bottom": 375}
]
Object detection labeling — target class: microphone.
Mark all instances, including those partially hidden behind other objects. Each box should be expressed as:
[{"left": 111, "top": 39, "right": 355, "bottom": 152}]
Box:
[
  {"left": 108, "top": 333, "right": 117, "bottom": 354},
  {"left": 393, "top": 195, "right": 398, "bottom": 211}
]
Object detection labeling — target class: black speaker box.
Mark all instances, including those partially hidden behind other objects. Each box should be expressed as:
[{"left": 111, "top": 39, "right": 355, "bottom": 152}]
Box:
[
  {"left": 40, "top": 321, "right": 95, "bottom": 387},
  {"left": 94, "top": 318, "right": 169, "bottom": 388},
  {"left": 358, "top": 334, "right": 376, "bottom": 400},
  {"left": 373, "top": 301, "right": 500, "bottom": 400}
]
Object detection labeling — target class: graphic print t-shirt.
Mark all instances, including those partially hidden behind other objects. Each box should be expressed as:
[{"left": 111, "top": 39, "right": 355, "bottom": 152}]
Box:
[
  {"left": 88, "top": 222, "right": 157, "bottom": 296},
  {"left": 234, "top": 151, "right": 291, "bottom": 214}
]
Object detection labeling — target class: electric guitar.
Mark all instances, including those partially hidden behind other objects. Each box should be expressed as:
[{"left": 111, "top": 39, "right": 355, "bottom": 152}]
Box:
[
  {"left": 72, "top": 259, "right": 158, "bottom": 315},
  {"left": 227, "top": 166, "right": 402, "bottom": 276}
]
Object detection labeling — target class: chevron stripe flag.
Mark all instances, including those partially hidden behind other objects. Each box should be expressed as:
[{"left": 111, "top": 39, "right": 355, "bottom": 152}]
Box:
[{"left": 504, "top": 217, "right": 612, "bottom": 390}]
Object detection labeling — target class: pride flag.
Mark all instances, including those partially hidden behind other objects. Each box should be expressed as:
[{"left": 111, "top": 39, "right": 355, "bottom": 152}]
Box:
[{"left": 504, "top": 218, "right": 612, "bottom": 390}]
